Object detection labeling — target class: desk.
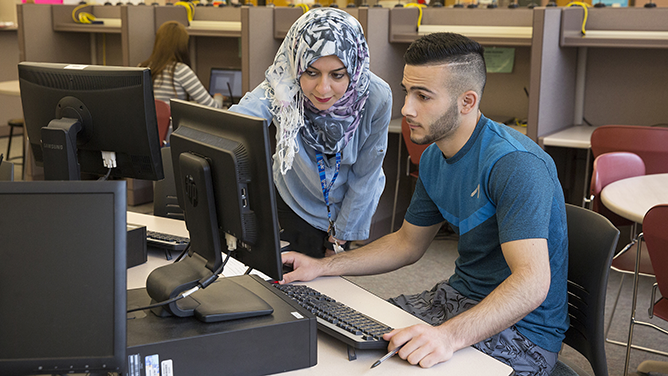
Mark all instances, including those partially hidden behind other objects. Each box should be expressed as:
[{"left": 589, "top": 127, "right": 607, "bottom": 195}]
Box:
[
  {"left": 0, "top": 80, "right": 19, "bottom": 97},
  {"left": 600, "top": 173, "right": 668, "bottom": 224},
  {"left": 539, "top": 124, "right": 601, "bottom": 150},
  {"left": 126, "top": 212, "right": 514, "bottom": 376}
]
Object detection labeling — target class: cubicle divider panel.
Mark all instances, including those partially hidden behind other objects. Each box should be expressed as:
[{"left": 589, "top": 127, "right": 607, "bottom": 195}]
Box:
[
  {"left": 51, "top": 5, "right": 121, "bottom": 34},
  {"left": 93, "top": 33, "right": 123, "bottom": 67},
  {"left": 561, "top": 7, "right": 668, "bottom": 48},
  {"left": 243, "top": 6, "right": 280, "bottom": 94},
  {"left": 272, "top": 7, "right": 302, "bottom": 39},
  {"left": 193, "top": 36, "right": 241, "bottom": 92},
  {"left": 482, "top": 46, "right": 531, "bottom": 123},
  {"left": 122, "top": 5, "right": 156, "bottom": 67},
  {"left": 389, "top": 7, "right": 419, "bottom": 43},
  {"left": 584, "top": 47, "right": 668, "bottom": 127},
  {"left": 18, "top": 4, "right": 91, "bottom": 64},
  {"left": 191, "top": 6, "right": 241, "bottom": 22},
  {"left": 529, "top": 7, "right": 577, "bottom": 143},
  {"left": 154, "top": 6, "right": 189, "bottom": 30}
]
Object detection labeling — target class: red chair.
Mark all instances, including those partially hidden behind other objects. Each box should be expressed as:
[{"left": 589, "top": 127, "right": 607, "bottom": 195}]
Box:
[
  {"left": 590, "top": 125, "right": 668, "bottom": 175},
  {"left": 587, "top": 152, "right": 646, "bottom": 227},
  {"left": 155, "top": 99, "right": 171, "bottom": 146},
  {"left": 586, "top": 152, "right": 656, "bottom": 349},
  {"left": 400, "top": 117, "right": 430, "bottom": 179},
  {"left": 623, "top": 204, "right": 668, "bottom": 375},
  {"left": 390, "top": 117, "right": 431, "bottom": 232}
]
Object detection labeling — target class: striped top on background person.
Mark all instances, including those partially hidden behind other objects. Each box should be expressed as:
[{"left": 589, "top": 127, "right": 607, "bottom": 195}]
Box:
[{"left": 140, "top": 21, "right": 220, "bottom": 109}]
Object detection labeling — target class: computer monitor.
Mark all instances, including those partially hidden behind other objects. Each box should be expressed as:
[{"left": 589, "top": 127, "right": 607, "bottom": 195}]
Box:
[
  {"left": 145, "top": 99, "right": 283, "bottom": 322},
  {"left": 18, "top": 62, "right": 164, "bottom": 181},
  {"left": 209, "top": 67, "right": 243, "bottom": 105},
  {"left": 0, "top": 180, "right": 127, "bottom": 376}
]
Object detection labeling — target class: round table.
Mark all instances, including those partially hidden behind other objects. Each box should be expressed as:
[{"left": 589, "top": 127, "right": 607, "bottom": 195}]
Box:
[
  {"left": 600, "top": 173, "right": 668, "bottom": 224},
  {"left": 600, "top": 172, "right": 668, "bottom": 375}
]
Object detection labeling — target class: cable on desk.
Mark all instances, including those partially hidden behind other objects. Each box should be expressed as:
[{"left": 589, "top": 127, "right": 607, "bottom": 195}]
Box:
[
  {"left": 126, "top": 251, "right": 232, "bottom": 313},
  {"left": 72, "top": 3, "right": 99, "bottom": 24},
  {"left": 566, "top": 1, "right": 591, "bottom": 36},
  {"left": 175, "top": 1, "right": 196, "bottom": 23},
  {"left": 404, "top": 3, "right": 426, "bottom": 32},
  {"left": 295, "top": 3, "right": 309, "bottom": 13}
]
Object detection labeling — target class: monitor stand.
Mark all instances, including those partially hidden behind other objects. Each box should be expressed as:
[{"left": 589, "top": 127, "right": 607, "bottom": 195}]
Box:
[
  {"left": 145, "top": 152, "right": 273, "bottom": 322},
  {"left": 41, "top": 117, "right": 82, "bottom": 181}
]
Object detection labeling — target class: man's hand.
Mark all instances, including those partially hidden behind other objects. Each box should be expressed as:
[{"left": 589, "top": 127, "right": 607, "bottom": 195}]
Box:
[
  {"left": 383, "top": 324, "right": 455, "bottom": 368},
  {"left": 279, "top": 251, "right": 326, "bottom": 284}
]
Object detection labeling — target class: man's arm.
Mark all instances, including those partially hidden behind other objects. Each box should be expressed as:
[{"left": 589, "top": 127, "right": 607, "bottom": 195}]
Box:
[
  {"left": 385, "top": 237, "right": 551, "bottom": 368},
  {"left": 280, "top": 220, "right": 442, "bottom": 284}
]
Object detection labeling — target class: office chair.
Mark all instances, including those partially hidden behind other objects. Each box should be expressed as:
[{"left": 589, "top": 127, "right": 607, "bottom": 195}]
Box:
[
  {"left": 551, "top": 204, "right": 619, "bottom": 376},
  {"left": 0, "top": 159, "right": 14, "bottom": 181},
  {"left": 623, "top": 204, "right": 668, "bottom": 375},
  {"left": 590, "top": 125, "right": 668, "bottom": 175},
  {"left": 585, "top": 152, "right": 657, "bottom": 352},
  {"left": 390, "top": 117, "right": 431, "bottom": 232},
  {"left": 155, "top": 99, "right": 171, "bottom": 146},
  {"left": 153, "top": 146, "right": 184, "bottom": 220}
]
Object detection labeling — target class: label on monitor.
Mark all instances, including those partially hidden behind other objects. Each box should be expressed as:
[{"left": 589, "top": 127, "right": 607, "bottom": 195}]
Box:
[{"left": 64, "top": 64, "right": 88, "bottom": 70}]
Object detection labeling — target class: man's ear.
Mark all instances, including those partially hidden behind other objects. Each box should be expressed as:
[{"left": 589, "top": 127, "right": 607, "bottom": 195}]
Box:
[{"left": 460, "top": 91, "right": 479, "bottom": 115}]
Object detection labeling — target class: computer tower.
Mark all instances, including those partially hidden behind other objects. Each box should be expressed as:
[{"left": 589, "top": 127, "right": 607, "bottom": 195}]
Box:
[{"left": 126, "top": 275, "right": 317, "bottom": 376}]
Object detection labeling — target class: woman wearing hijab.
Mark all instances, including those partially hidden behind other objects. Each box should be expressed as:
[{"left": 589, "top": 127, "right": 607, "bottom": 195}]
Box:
[{"left": 230, "top": 8, "right": 392, "bottom": 258}]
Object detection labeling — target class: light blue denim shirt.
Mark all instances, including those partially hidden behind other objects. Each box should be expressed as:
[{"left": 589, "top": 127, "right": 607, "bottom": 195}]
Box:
[{"left": 229, "top": 73, "right": 392, "bottom": 240}]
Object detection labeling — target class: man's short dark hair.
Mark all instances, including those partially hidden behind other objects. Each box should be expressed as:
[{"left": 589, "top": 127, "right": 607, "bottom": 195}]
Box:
[{"left": 404, "top": 33, "right": 487, "bottom": 99}]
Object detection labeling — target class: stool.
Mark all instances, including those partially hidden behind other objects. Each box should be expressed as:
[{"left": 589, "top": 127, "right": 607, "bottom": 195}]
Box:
[{"left": 6, "top": 118, "right": 24, "bottom": 166}]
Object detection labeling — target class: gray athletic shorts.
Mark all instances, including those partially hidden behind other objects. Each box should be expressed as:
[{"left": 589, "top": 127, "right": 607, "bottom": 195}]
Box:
[{"left": 389, "top": 280, "right": 558, "bottom": 376}]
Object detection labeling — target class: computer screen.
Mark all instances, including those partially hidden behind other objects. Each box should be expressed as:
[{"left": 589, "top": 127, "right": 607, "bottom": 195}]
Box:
[
  {"left": 18, "top": 62, "right": 164, "bottom": 181},
  {"left": 209, "top": 67, "right": 243, "bottom": 105},
  {"left": 145, "top": 99, "right": 283, "bottom": 322},
  {"left": 0, "top": 180, "right": 127, "bottom": 376}
]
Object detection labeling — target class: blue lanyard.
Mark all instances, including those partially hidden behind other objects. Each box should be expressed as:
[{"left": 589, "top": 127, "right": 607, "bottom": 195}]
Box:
[{"left": 316, "top": 151, "right": 341, "bottom": 236}]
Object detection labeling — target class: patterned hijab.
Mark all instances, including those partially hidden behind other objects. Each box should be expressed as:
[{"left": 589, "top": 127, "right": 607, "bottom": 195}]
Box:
[{"left": 262, "top": 8, "right": 370, "bottom": 174}]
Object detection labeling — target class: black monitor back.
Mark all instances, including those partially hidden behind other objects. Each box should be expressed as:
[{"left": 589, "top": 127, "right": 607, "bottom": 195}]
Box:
[
  {"left": 0, "top": 181, "right": 127, "bottom": 375},
  {"left": 18, "top": 62, "right": 164, "bottom": 181},
  {"left": 169, "top": 100, "right": 283, "bottom": 281}
]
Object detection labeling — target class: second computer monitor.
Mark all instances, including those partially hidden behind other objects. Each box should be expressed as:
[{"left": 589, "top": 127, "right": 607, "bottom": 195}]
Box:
[
  {"left": 18, "top": 62, "right": 164, "bottom": 181},
  {"left": 209, "top": 67, "right": 243, "bottom": 105},
  {"left": 169, "top": 99, "right": 282, "bottom": 281}
]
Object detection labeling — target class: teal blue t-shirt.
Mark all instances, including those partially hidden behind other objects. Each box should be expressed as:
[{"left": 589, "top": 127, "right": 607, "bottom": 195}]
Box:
[{"left": 404, "top": 114, "right": 569, "bottom": 353}]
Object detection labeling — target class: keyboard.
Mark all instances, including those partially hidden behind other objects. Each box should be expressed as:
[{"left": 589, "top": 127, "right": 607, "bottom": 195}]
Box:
[
  {"left": 274, "top": 283, "right": 393, "bottom": 350},
  {"left": 146, "top": 230, "right": 189, "bottom": 259}
]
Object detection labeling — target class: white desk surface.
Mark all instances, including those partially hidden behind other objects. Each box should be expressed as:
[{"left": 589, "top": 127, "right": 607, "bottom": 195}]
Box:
[
  {"left": 600, "top": 173, "right": 668, "bottom": 224},
  {"left": 126, "top": 212, "right": 514, "bottom": 376},
  {"left": 0, "top": 80, "right": 19, "bottom": 97},
  {"left": 539, "top": 124, "right": 603, "bottom": 149}
]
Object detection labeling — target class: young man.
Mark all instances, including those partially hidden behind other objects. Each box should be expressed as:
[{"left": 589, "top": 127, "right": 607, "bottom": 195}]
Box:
[{"left": 280, "top": 33, "right": 568, "bottom": 376}]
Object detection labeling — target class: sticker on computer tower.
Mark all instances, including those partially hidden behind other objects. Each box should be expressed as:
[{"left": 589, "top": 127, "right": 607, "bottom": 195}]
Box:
[
  {"left": 161, "top": 359, "right": 174, "bottom": 376},
  {"left": 291, "top": 312, "right": 304, "bottom": 319},
  {"left": 145, "top": 354, "right": 160, "bottom": 376},
  {"left": 127, "top": 354, "right": 141, "bottom": 376}
]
